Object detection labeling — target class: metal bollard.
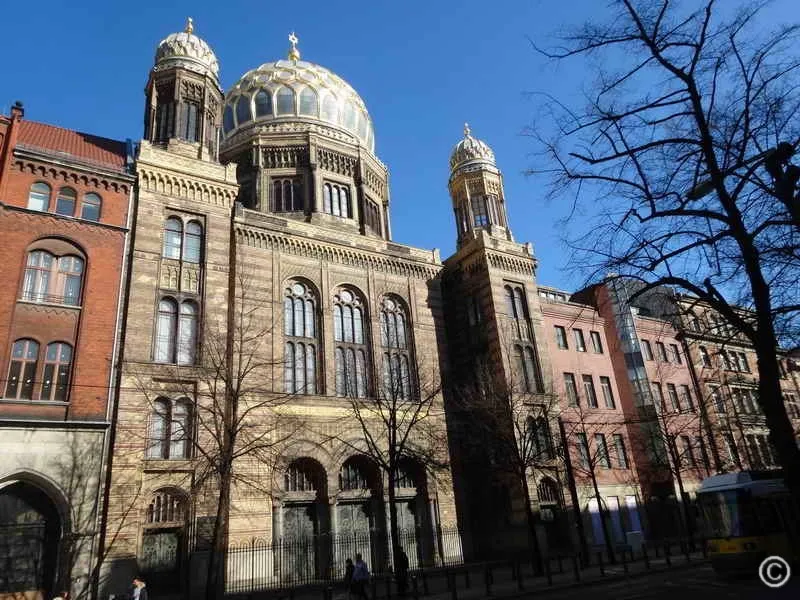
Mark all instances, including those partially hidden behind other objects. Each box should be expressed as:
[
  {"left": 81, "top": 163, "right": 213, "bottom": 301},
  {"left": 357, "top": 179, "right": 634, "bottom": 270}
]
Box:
[
  {"left": 597, "top": 551, "right": 605, "bottom": 576},
  {"left": 510, "top": 559, "right": 517, "bottom": 581},
  {"left": 484, "top": 563, "right": 492, "bottom": 596},
  {"left": 684, "top": 540, "right": 691, "bottom": 563},
  {"left": 421, "top": 570, "right": 429, "bottom": 595},
  {"left": 572, "top": 553, "right": 581, "bottom": 581},
  {"left": 642, "top": 543, "right": 650, "bottom": 570},
  {"left": 701, "top": 538, "right": 707, "bottom": 559},
  {"left": 516, "top": 560, "right": 524, "bottom": 591},
  {"left": 386, "top": 575, "right": 393, "bottom": 599},
  {"left": 665, "top": 542, "right": 672, "bottom": 566},
  {"left": 622, "top": 550, "right": 629, "bottom": 575},
  {"left": 412, "top": 575, "right": 420, "bottom": 600},
  {"left": 545, "top": 556, "right": 553, "bottom": 586},
  {"left": 464, "top": 568, "right": 471, "bottom": 589}
]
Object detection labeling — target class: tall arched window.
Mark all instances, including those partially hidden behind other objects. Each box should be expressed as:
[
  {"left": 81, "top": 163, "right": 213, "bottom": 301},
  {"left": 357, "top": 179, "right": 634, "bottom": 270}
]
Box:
[
  {"left": 55, "top": 187, "right": 76, "bottom": 216},
  {"left": 41, "top": 342, "right": 72, "bottom": 402},
  {"left": 528, "top": 417, "right": 554, "bottom": 460},
  {"left": 236, "top": 95, "right": 252, "bottom": 125},
  {"left": 163, "top": 218, "right": 183, "bottom": 259},
  {"left": 184, "top": 221, "right": 203, "bottom": 263},
  {"left": 177, "top": 301, "right": 198, "bottom": 365},
  {"left": 4, "top": 339, "right": 39, "bottom": 400},
  {"left": 81, "top": 193, "right": 102, "bottom": 221},
  {"left": 155, "top": 298, "right": 178, "bottom": 363},
  {"left": 276, "top": 87, "right": 295, "bottom": 115},
  {"left": 273, "top": 178, "right": 304, "bottom": 212},
  {"left": 284, "top": 281, "right": 318, "bottom": 394},
  {"left": 22, "top": 251, "right": 84, "bottom": 306},
  {"left": 334, "top": 287, "right": 368, "bottom": 398},
  {"left": 380, "top": 296, "right": 412, "bottom": 400},
  {"left": 285, "top": 459, "right": 321, "bottom": 492},
  {"left": 322, "top": 182, "right": 351, "bottom": 218},
  {"left": 146, "top": 398, "right": 192, "bottom": 459},
  {"left": 146, "top": 489, "right": 187, "bottom": 523},
  {"left": 339, "top": 458, "right": 371, "bottom": 491},
  {"left": 254, "top": 89, "right": 273, "bottom": 117},
  {"left": 28, "top": 182, "right": 51, "bottom": 211},
  {"left": 322, "top": 94, "right": 338, "bottom": 122},
  {"left": 299, "top": 87, "right": 318, "bottom": 116},
  {"left": 505, "top": 284, "right": 542, "bottom": 392},
  {"left": 537, "top": 477, "right": 560, "bottom": 504}
]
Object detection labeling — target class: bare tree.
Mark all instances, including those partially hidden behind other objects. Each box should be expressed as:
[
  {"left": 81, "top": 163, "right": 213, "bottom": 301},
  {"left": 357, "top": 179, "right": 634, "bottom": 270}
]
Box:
[
  {"left": 127, "top": 253, "right": 301, "bottom": 600},
  {"left": 454, "top": 352, "right": 560, "bottom": 574},
  {"left": 334, "top": 347, "right": 448, "bottom": 574},
  {"left": 530, "top": 0, "right": 800, "bottom": 489}
]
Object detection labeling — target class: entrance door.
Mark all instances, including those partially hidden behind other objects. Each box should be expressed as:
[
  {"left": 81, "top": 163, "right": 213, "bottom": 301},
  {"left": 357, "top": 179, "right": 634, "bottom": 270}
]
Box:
[
  {"left": 0, "top": 482, "right": 61, "bottom": 600},
  {"left": 395, "top": 499, "right": 419, "bottom": 568},
  {"left": 283, "top": 504, "right": 317, "bottom": 584}
]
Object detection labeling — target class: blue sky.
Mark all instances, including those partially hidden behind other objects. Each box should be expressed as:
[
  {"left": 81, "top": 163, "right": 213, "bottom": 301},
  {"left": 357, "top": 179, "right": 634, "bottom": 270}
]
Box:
[{"left": 1, "top": 0, "right": 791, "bottom": 290}]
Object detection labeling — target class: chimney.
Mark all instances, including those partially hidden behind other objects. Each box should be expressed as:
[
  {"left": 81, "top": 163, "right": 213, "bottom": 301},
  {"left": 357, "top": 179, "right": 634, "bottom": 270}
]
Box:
[
  {"left": 10, "top": 100, "right": 24, "bottom": 120},
  {"left": 0, "top": 101, "right": 25, "bottom": 198}
]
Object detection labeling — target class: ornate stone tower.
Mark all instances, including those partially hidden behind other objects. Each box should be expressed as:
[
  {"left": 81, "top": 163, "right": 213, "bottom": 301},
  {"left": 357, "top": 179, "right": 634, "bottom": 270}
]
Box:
[
  {"left": 442, "top": 125, "right": 559, "bottom": 559},
  {"left": 218, "top": 35, "right": 390, "bottom": 238},
  {"left": 143, "top": 18, "right": 223, "bottom": 161},
  {"left": 448, "top": 123, "right": 513, "bottom": 248}
]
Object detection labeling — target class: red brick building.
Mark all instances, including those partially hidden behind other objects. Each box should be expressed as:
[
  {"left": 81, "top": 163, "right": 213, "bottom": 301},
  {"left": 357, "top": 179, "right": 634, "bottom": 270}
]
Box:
[{"left": 0, "top": 102, "right": 134, "bottom": 600}]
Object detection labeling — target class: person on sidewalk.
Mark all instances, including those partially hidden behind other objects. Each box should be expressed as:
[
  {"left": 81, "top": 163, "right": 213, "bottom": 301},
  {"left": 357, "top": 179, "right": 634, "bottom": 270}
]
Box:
[
  {"left": 352, "top": 553, "right": 370, "bottom": 600},
  {"left": 395, "top": 546, "right": 410, "bottom": 596},
  {"left": 131, "top": 577, "right": 149, "bottom": 600},
  {"left": 344, "top": 557, "right": 355, "bottom": 600}
]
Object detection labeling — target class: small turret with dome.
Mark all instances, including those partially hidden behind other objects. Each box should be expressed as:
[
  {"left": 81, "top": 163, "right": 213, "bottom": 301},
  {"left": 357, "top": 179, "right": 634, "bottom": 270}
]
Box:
[
  {"left": 448, "top": 123, "right": 513, "bottom": 248},
  {"left": 144, "top": 18, "right": 224, "bottom": 161},
  {"left": 220, "top": 34, "right": 389, "bottom": 240}
]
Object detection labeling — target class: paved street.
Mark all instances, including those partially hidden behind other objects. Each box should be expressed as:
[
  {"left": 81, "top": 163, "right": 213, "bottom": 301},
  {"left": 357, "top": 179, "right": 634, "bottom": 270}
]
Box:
[{"left": 518, "top": 564, "right": 799, "bottom": 599}]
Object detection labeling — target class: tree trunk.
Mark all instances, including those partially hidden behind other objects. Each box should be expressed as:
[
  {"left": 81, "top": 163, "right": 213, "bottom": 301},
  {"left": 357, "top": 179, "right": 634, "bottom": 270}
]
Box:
[
  {"left": 557, "top": 417, "right": 589, "bottom": 565},
  {"left": 387, "top": 467, "right": 400, "bottom": 572},
  {"left": 206, "top": 466, "right": 232, "bottom": 600},
  {"left": 589, "top": 470, "right": 616, "bottom": 564},
  {"left": 521, "top": 472, "right": 544, "bottom": 575}
]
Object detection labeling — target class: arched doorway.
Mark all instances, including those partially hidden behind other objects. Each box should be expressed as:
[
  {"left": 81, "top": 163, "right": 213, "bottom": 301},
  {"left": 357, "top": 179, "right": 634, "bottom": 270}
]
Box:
[
  {"left": 281, "top": 458, "right": 330, "bottom": 583},
  {"left": 139, "top": 489, "right": 188, "bottom": 591},
  {"left": 537, "top": 477, "right": 568, "bottom": 552},
  {"left": 0, "top": 481, "right": 63, "bottom": 600},
  {"left": 336, "top": 456, "right": 385, "bottom": 574},
  {"left": 394, "top": 459, "right": 433, "bottom": 569}
]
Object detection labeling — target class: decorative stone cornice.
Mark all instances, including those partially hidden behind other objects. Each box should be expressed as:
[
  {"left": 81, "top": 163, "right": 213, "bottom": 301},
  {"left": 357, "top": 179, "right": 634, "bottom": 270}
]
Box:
[
  {"left": 236, "top": 224, "right": 441, "bottom": 280},
  {"left": 138, "top": 166, "right": 237, "bottom": 207}
]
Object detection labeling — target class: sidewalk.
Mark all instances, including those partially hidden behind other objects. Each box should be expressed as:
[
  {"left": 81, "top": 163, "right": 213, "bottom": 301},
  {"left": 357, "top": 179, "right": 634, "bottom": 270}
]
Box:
[{"left": 258, "top": 549, "right": 708, "bottom": 600}]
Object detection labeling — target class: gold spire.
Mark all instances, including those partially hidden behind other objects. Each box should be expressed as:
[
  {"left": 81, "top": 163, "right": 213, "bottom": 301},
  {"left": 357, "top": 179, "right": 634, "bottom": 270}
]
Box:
[
  {"left": 185, "top": 17, "right": 194, "bottom": 34},
  {"left": 288, "top": 32, "right": 300, "bottom": 62},
  {"left": 464, "top": 122, "right": 471, "bottom": 137}
]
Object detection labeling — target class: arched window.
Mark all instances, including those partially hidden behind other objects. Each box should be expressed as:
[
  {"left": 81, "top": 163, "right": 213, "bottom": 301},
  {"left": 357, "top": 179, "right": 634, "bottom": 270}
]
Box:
[
  {"left": 322, "top": 94, "right": 338, "bottom": 122},
  {"left": 55, "top": 187, "right": 76, "bottom": 216},
  {"left": 146, "top": 489, "right": 187, "bottom": 523},
  {"left": 380, "top": 296, "right": 413, "bottom": 400},
  {"left": 236, "top": 95, "right": 252, "bottom": 125},
  {"left": 334, "top": 288, "right": 369, "bottom": 398},
  {"left": 146, "top": 398, "right": 192, "bottom": 459},
  {"left": 339, "top": 458, "right": 370, "bottom": 491},
  {"left": 41, "top": 342, "right": 72, "bottom": 402},
  {"left": 471, "top": 196, "right": 488, "bottom": 227},
  {"left": 343, "top": 102, "right": 357, "bottom": 129},
  {"left": 299, "top": 87, "right": 318, "bottom": 116},
  {"left": 285, "top": 459, "right": 320, "bottom": 492},
  {"left": 163, "top": 218, "right": 183, "bottom": 259},
  {"left": 537, "top": 477, "right": 560, "bottom": 504},
  {"left": 322, "top": 182, "right": 351, "bottom": 218},
  {"left": 284, "top": 281, "right": 318, "bottom": 394},
  {"left": 155, "top": 298, "right": 178, "bottom": 363},
  {"left": 28, "top": 182, "right": 51, "bottom": 211},
  {"left": 254, "top": 89, "right": 273, "bottom": 117},
  {"left": 394, "top": 460, "right": 417, "bottom": 489},
  {"left": 184, "top": 221, "right": 203, "bottom": 263},
  {"left": 276, "top": 87, "right": 295, "bottom": 115},
  {"left": 177, "top": 301, "right": 198, "bottom": 365},
  {"left": 528, "top": 417, "right": 554, "bottom": 460},
  {"left": 81, "top": 193, "right": 102, "bottom": 221},
  {"left": 4, "top": 339, "right": 39, "bottom": 400},
  {"left": 273, "top": 177, "right": 304, "bottom": 212},
  {"left": 357, "top": 112, "right": 368, "bottom": 141},
  {"left": 223, "top": 104, "right": 235, "bottom": 133},
  {"left": 505, "top": 284, "right": 532, "bottom": 341},
  {"left": 22, "top": 251, "right": 84, "bottom": 306},
  {"left": 514, "top": 345, "right": 542, "bottom": 393}
]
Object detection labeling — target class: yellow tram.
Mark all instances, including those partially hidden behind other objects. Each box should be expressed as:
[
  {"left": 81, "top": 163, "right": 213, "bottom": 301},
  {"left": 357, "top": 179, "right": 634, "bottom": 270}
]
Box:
[{"left": 697, "top": 470, "right": 798, "bottom": 573}]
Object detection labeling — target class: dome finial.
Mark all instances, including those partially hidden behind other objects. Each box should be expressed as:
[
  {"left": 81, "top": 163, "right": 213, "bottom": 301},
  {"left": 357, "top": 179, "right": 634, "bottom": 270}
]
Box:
[
  {"left": 185, "top": 17, "right": 194, "bottom": 34},
  {"left": 464, "top": 122, "right": 471, "bottom": 137},
  {"left": 288, "top": 32, "right": 301, "bottom": 62}
]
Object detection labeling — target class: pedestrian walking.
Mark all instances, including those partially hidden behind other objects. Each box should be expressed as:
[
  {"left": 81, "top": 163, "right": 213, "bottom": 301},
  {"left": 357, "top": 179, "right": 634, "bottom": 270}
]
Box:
[
  {"left": 395, "top": 546, "right": 409, "bottom": 597},
  {"left": 344, "top": 557, "right": 355, "bottom": 600},
  {"left": 131, "top": 577, "right": 149, "bottom": 600},
  {"left": 352, "top": 553, "right": 370, "bottom": 600}
]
